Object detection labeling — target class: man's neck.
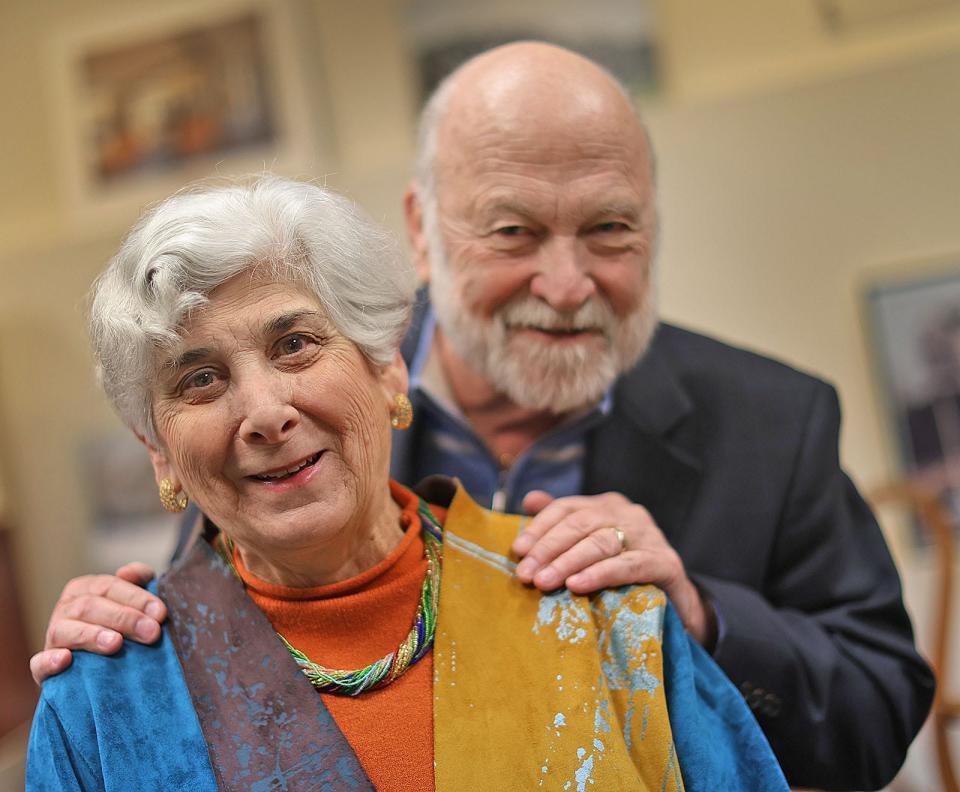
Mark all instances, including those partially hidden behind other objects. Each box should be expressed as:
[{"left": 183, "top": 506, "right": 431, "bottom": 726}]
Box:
[{"left": 434, "top": 329, "right": 565, "bottom": 465}]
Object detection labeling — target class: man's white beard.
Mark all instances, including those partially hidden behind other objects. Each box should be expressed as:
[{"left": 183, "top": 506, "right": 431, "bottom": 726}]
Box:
[{"left": 428, "top": 240, "right": 659, "bottom": 414}]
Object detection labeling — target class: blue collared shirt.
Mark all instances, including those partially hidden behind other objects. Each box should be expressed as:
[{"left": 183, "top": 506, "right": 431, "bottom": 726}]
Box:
[{"left": 405, "top": 309, "right": 612, "bottom": 513}]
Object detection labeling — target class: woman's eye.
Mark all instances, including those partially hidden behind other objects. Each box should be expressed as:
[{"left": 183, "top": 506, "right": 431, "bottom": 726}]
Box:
[
  {"left": 183, "top": 369, "right": 218, "bottom": 391},
  {"left": 276, "top": 333, "right": 316, "bottom": 357}
]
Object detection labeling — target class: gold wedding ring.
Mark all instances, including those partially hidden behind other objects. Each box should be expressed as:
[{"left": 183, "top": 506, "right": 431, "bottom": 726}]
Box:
[{"left": 611, "top": 526, "right": 627, "bottom": 554}]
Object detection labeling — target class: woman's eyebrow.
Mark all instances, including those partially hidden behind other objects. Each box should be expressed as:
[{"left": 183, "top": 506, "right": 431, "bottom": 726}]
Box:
[
  {"left": 169, "top": 348, "right": 214, "bottom": 371},
  {"left": 265, "top": 310, "right": 323, "bottom": 335}
]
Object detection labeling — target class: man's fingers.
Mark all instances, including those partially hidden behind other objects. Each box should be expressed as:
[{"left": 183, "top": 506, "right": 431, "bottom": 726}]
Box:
[
  {"left": 512, "top": 499, "right": 586, "bottom": 557},
  {"left": 564, "top": 553, "right": 652, "bottom": 594},
  {"left": 521, "top": 490, "right": 555, "bottom": 516},
  {"left": 515, "top": 513, "right": 608, "bottom": 583},
  {"left": 45, "top": 618, "right": 125, "bottom": 655},
  {"left": 30, "top": 649, "right": 73, "bottom": 685},
  {"left": 528, "top": 528, "right": 626, "bottom": 590},
  {"left": 513, "top": 493, "right": 630, "bottom": 557},
  {"left": 66, "top": 595, "right": 163, "bottom": 642},
  {"left": 115, "top": 562, "right": 157, "bottom": 586},
  {"left": 46, "top": 596, "right": 163, "bottom": 651},
  {"left": 114, "top": 567, "right": 167, "bottom": 621},
  {"left": 66, "top": 576, "right": 166, "bottom": 623}
]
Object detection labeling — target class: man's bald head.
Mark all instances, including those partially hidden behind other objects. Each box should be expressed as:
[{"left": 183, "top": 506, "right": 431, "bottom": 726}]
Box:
[{"left": 415, "top": 42, "right": 654, "bottom": 208}]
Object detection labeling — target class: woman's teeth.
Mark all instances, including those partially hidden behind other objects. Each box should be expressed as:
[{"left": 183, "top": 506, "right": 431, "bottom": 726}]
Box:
[{"left": 254, "top": 452, "right": 321, "bottom": 481}]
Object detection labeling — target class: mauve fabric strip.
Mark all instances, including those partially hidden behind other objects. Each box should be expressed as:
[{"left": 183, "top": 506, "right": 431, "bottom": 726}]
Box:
[{"left": 159, "top": 539, "right": 375, "bottom": 792}]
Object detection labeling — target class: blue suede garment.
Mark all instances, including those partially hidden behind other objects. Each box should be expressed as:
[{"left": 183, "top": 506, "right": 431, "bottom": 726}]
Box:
[
  {"left": 27, "top": 584, "right": 216, "bottom": 791},
  {"left": 663, "top": 604, "right": 789, "bottom": 791}
]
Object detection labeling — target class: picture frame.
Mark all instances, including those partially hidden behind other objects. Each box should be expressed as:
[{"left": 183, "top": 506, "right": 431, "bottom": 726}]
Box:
[
  {"left": 47, "top": 0, "right": 320, "bottom": 226},
  {"left": 403, "top": 0, "right": 659, "bottom": 102},
  {"left": 866, "top": 261, "right": 960, "bottom": 510}
]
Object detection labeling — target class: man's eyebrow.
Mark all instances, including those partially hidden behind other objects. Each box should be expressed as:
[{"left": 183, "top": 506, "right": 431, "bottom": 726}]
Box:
[
  {"left": 265, "top": 309, "right": 324, "bottom": 335},
  {"left": 476, "top": 199, "right": 536, "bottom": 219},
  {"left": 592, "top": 203, "right": 641, "bottom": 221}
]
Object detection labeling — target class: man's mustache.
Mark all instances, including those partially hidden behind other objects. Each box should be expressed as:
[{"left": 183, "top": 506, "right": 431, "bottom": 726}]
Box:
[{"left": 498, "top": 298, "right": 614, "bottom": 334}]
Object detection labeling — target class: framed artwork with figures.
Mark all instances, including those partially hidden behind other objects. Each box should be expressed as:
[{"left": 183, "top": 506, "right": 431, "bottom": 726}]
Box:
[{"left": 47, "top": 0, "right": 319, "bottom": 223}]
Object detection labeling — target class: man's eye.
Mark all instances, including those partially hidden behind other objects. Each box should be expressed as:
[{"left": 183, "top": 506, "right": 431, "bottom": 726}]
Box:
[
  {"left": 594, "top": 221, "right": 629, "bottom": 233},
  {"left": 495, "top": 225, "right": 528, "bottom": 237}
]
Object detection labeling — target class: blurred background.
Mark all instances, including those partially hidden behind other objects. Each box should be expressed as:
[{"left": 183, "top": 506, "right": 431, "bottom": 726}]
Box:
[{"left": 1, "top": 0, "right": 959, "bottom": 788}]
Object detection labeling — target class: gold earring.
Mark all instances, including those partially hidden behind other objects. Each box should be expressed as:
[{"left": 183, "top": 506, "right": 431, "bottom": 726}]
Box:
[
  {"left": 390, "top": 393, "right": 413, "bottom": 430},
  {"left": 159, "top": 478, "right": 188, "bottom": 513}
]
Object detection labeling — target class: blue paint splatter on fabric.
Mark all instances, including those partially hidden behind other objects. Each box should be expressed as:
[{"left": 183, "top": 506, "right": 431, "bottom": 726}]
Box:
[
  {"left": 593, "top": 697, "right": 611, "bottom": 734},
  {"left": 575, "top": 752, "right": 595, "bottom": 792},
  {"left": 534, "top": 590, "right": 589, "bottom": 644}
]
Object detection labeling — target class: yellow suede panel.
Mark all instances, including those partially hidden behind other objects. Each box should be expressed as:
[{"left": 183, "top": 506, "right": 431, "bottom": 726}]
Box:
[{"left": 434, "top": 486, "right": 684, "bottom": 792}]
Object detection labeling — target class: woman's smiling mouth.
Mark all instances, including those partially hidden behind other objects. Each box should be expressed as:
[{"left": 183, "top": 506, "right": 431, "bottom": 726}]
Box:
[{"left": 251, "top": 451, "right": 324, "bottom": 482}]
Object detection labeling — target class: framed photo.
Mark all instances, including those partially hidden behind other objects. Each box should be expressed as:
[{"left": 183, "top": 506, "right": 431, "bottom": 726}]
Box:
[
  {"left": 403, "top": 0, "right": 659, "bottom": 102},
  {"left": 48, "top": 0, "right": 319, "bottom": 224},
  {"left": 867, "top": 263, "right": 960, "bottom": 506}
]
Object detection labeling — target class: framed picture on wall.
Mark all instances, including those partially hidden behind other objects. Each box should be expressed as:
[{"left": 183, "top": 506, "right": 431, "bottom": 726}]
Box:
[
  {"left": 47, "top": 0, "right": 320, "bottom": 224},
  {"left": 867, "top": 263, "right": 960, "bottom": 515},
  {"left": 404, "top": 0, "right": 659, "bottom": 103}
]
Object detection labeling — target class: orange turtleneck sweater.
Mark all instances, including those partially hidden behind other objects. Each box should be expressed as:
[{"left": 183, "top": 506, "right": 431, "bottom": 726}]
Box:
[{"left": 229, "top": 482, "right": 438, "bottom": 792}]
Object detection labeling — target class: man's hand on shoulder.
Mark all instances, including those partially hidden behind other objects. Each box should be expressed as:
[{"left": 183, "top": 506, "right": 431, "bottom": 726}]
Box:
[
  {"left": 513, "top": 491, "right": 717, "bottom": 648},
  {"left": 30, "top": 562, "right": 167, "bottom": 684}
]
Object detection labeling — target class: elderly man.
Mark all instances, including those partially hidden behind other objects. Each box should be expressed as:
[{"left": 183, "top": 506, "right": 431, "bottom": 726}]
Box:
[{"left": 34, "top": 43, "right": 931, "bottom": 790}]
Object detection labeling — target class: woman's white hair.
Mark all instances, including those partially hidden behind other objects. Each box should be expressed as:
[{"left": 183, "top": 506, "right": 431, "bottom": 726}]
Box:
[{"left": 90, "top": 175, "right": 416, "bottom": 444}]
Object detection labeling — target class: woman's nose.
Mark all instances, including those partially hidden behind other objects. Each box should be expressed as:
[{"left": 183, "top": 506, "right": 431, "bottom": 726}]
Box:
[{"left": 237, "top": 378, "right": 300, "bottom": 444}]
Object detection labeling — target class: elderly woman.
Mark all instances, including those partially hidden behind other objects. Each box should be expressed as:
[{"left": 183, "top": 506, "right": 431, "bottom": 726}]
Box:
[{"left": 27, "top": 177, "right": 787, "bottom": 791}]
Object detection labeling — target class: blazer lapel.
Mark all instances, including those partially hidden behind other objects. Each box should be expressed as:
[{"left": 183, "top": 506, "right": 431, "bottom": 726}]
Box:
[{"left": 585, "top": 333, "right": 703, "bottom": 545}]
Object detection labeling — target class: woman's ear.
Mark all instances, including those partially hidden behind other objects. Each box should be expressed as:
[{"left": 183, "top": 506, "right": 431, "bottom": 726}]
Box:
[
  {"left": 136, "top": 432, "right": 178, "bottom": 490},
  {"left": 380, "top": 351, "right": 410, "bottom": 400}
]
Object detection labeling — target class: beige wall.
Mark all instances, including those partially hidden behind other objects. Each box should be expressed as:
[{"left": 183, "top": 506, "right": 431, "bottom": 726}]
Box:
[
  {"left": 1, "top": 0, "right": 959, "bottom": 651},
  {"left": 650, "top": 46, "right": 960, "bottom": 483}
]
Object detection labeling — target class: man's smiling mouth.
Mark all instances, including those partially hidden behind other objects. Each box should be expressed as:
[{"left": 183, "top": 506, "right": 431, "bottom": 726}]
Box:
[
  {"left": 251, "top": 451, "right": 323, "bottom": 482},
  {"left": 527, "top": 327, "right": 597, "bottom": 335},
  {"left": 509, "top": 324, "right": 604, "bottom": 340}
]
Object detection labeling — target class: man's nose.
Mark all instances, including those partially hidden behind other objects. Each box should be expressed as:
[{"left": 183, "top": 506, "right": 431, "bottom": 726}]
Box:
[
  {"left": 529, "top": 237, "right": 596, "bottom": 312},
  {"left": 237, "top": 373, "right": 300, "bottom": 444}
]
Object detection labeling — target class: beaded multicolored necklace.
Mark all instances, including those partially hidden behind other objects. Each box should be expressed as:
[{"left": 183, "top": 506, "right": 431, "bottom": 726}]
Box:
[{"left": 215, "top": 498, "right": 443, "bottom": 696}]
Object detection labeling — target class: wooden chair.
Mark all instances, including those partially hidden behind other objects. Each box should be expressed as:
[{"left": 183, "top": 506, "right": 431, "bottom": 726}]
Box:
[{"left": 871, "top": 481, "right": 959, "bottom": 792}]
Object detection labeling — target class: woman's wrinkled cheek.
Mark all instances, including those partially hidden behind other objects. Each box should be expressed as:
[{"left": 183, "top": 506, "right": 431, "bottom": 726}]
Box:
[
  {"left": 154, "top": 402, "right": 223, "bottom": 504},
  {"left": 340, "top": 392, "right": 392, "bottom": 490}
]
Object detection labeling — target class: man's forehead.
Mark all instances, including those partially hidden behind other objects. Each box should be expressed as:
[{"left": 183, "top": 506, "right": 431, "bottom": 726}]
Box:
[
  {"left": 437, "top": 112, "right": 652, "bottom": 198},
  {"left": 440, "top": 148, "right": 653, "bottom": 216}
]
